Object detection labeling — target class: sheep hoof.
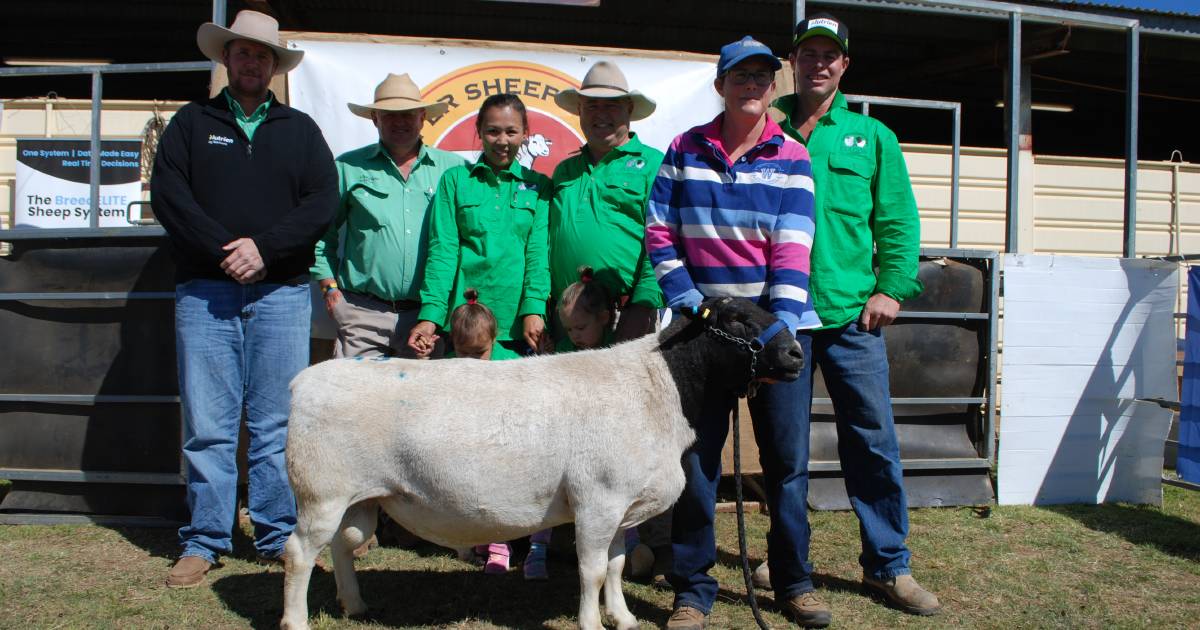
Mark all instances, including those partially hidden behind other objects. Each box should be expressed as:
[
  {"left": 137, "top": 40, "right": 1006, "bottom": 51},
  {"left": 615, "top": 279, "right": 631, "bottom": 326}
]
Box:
[
  {"left": 604, "top": 611, "right": 639, "bottom": 630},
  {"left": 279, "top": 618, "right": 309, "bottom": 630}
]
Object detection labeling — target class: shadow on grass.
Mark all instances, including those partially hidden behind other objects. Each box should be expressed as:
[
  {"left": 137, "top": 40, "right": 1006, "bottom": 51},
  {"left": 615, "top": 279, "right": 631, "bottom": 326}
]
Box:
[
  {"left": 716, "top": 547, "right": 763, "bottom": 572},
  {"left": 1044, "top": 502, "right": 1200, "bottom": 562},
  {"left": 212, "top": 563, "right": 673, "bottom": 630},
  {"left": 104, "top": 515, "right": 274, "bottom": 567}
]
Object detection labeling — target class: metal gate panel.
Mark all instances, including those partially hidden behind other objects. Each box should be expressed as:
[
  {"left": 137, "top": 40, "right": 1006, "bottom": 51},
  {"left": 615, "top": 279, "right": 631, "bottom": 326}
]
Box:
[
  {"left": 807, "top": 250, "right": 997, "bottom": 508},
  {"left": 0, "top": 233, "right": 185, "bottom": 525}
]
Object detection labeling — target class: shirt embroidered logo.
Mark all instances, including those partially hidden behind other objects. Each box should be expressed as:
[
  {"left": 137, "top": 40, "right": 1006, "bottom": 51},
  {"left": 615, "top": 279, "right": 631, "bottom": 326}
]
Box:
[
  {"left": 626, "top": 157, "right": 647, "bottom": 170},
  {"left": 208, "top": 134, "right": 235, "bottom": 146},
  {"left": 754, "top": 163, "right": 781, "bottom": 182},
  {"left": 843, "top": 134, "right": 867, "bottom": 149}
]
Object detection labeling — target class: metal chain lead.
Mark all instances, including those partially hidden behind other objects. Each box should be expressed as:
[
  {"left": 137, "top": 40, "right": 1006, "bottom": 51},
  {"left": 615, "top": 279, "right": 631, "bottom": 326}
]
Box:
[{"left": 706, "top": 326, "right": 761, "bottom": 399}]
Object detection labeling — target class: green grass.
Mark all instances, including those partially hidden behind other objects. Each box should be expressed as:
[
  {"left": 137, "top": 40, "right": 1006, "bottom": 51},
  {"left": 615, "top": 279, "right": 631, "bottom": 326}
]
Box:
[{"left": 2, "top": 487, "right": 1199, "bottom": 629}]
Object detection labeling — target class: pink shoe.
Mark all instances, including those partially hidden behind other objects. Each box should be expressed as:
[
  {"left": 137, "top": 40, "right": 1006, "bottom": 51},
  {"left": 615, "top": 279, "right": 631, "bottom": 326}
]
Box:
[{"left": 483, "top": 542, "right": 510, "bottom": 575}]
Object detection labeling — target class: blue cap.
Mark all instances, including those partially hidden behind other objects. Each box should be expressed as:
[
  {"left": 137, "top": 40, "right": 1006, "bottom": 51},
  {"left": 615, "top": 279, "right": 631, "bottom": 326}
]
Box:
[{"left": 717, "top": 36, "right": 782, "bottom": 76}]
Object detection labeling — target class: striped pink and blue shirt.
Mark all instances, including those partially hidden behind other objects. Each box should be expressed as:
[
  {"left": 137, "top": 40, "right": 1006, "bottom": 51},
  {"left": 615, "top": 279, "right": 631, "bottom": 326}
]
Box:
[{"left": 645, "top": 113, "right": 820, "bottom": 331}]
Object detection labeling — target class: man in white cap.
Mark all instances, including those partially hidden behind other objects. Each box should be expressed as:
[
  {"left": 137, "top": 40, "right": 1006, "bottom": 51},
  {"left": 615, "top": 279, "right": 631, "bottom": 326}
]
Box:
[
  {"left": 152, "top": 10, "right": 336, "bottom": 588},
  {"left": 550, "top": 61, "right": 663, "bottom": 346},
  {"left": 548, "top": 61, "right": 668, "bottom": 581},
  {"left": 312, "top": 73, "right": 467, "bottom": 359}
]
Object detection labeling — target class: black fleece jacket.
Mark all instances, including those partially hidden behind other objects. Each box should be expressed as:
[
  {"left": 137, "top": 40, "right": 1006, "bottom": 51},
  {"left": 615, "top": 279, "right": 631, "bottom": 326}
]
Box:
[{"left": 151, "top": 93, "right": 337, "bottom": 283}]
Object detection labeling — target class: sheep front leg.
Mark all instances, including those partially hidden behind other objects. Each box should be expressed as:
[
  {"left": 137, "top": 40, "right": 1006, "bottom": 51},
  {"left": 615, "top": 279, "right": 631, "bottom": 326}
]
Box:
[
  {"left": 604, "top": 528, "right": 638, "bottom": 630},
  {"left": 331, "top": 500, "right": 377, "bottom": 617},
  {"left": 281, "top": 499, "right": 346, "bottom": 630}
]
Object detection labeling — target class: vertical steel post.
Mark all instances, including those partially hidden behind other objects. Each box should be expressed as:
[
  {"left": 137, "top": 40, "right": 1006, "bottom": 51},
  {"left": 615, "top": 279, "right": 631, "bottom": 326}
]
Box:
[
  {"left": 794, "top": 0, "right": 805, "bottom": 25},
  {"left": 951, "top": 103, "right": 962, "bottom": 248},
  {"left": 212, "top": 0, "right": 227, "bottom": 26},
  {"left": 88, "top": 70, "right": 102, "bottom": 229},
  {"left": 1123, "top": 25, "right": 1140, "bottom": 258},
  {"left": 862, "top": 102, "right": 871, "bottom": 117},
  {"left": 1004, "top": 12, "right": 1021, "bottom": 253}
]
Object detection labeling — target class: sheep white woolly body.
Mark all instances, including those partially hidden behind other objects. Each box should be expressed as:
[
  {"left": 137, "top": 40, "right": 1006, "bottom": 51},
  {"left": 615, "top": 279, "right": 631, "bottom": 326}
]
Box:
[{"left": 280, "top": 334, "right": 692, "bottom": 630}]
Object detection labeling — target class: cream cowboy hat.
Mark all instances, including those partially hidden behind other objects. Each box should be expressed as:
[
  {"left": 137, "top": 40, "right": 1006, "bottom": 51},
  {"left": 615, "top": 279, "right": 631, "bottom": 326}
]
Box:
[
  {"left": 197, "top": 10, "right": 304, "bottom": 75},
  {"left": 347, "top": 73, "right": 450, "bottom": 119},
  {"left": 554, "top": 61, "right": 656, "bottom": 121}
]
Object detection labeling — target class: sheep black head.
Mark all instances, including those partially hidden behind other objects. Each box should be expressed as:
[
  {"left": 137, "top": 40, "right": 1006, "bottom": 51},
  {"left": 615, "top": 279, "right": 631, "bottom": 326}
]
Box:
[{"left": 660, "top": 297, "right": 805, "bottom": 399}]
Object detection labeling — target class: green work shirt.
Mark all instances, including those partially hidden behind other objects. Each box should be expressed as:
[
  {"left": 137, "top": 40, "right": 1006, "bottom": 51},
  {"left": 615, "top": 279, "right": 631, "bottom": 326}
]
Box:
[
  {"left": 311, "top": 143, "right": 467, "bottom": 301},
  {"left": 772, "top": 91, "right": 924, "bottom": 328},
  {"left": 418, "top": 158, "right": 552, "bottom": 342},
  {"left": 223, "top": 88, "right": 270, "bottom": 140},
  {"left": 549, "top": 133, "right": 665, "bottom": 310}
]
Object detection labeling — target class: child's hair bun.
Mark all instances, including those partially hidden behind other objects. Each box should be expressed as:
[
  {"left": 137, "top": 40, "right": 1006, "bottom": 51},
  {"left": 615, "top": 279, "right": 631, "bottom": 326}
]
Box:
[
  {"left": 464, "top": 288, "right": 480, "bottom": 304},
  {"left": 577, "top": 265, "right": 595, "bottom": 284}
]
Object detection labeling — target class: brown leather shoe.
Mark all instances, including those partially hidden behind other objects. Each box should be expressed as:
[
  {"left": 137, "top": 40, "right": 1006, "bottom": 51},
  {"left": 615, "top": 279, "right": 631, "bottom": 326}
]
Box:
[
  {"left": 166, "top": 556, "right": 212, "bottom": 589},
  {"left": 862, "top": 574, "right": 942, "bottom": 616},
  {"left": 665, "top": 605, "right": 707, "bottom": 630},
  {"left": 781, "top": 591, "right": 832, "bottom": 628}
]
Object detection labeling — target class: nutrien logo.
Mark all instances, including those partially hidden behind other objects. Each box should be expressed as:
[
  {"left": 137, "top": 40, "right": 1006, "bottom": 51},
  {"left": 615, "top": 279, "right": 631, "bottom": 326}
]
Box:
[{"left": 422, "top": 61, "right": 585, "bottom": 176}]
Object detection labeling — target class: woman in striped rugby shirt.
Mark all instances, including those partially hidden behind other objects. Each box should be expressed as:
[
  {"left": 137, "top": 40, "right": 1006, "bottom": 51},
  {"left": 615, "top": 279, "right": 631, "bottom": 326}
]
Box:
[{"left": 645, "top": 36, "right": 825, "bottom": 630}]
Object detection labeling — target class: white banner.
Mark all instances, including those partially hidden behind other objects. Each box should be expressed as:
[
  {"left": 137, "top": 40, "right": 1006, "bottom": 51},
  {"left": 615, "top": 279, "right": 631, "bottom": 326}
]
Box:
[
  {"left": 14, "top": 138, "right": 142, "bottom": 229},
  {"left": 287, "top": 39, "right": 723, "bottom": 175},
  {"left": 998, "top": 254, "right": 1177, "bottom": 506}
]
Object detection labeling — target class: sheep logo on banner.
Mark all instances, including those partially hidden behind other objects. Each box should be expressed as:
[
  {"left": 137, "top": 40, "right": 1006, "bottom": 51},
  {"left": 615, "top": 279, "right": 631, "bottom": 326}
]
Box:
[
  {"left": 518, "top": 133, "right": 553, "bottom": 170},
  {"left": 421, "top": 60, "right": 585, "bottom": 176}
]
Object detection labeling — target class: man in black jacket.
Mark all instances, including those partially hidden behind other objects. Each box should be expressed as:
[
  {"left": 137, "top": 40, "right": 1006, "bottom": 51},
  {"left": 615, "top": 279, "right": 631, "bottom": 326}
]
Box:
[{"left": 152, "top": 10, "right": 336, "bottom": 589}]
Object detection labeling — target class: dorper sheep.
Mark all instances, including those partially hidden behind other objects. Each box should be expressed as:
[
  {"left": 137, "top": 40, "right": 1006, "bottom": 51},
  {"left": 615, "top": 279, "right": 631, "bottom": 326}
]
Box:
[{"left": 279, "top": 297, "right": 804, "bottom": 630}]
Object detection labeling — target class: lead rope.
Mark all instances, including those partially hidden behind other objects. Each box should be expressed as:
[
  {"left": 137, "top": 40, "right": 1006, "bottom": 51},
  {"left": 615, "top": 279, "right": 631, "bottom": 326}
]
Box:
[
  {"left": 733, "top": 397, "right": 772, "bottom": 629},
  {"left": 697, "top": 311, "right": 786, "bottom": 629}
]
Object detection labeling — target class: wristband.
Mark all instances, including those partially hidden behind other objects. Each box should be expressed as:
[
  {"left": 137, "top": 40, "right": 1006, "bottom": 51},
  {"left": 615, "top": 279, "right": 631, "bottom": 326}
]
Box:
[{"left": 322, "top": 282, "right": 339, "bottom": 295}]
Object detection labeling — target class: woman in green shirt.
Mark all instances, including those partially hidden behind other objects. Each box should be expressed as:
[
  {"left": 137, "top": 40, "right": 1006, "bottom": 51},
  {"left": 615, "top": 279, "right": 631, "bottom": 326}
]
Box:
[{"left": 408, "top": 94, "right": 552, "bottom": 356}]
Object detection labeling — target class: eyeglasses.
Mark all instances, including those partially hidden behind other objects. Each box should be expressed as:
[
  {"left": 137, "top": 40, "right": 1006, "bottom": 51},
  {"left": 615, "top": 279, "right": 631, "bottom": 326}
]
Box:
[{"left": 726, "top": 70, "right": 774, "bottom": 86}]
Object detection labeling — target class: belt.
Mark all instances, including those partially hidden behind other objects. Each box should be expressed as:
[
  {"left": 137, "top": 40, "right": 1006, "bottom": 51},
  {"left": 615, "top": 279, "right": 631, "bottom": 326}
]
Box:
[{"left": 345, "top": 290, "right": 421, "bottom": 312}]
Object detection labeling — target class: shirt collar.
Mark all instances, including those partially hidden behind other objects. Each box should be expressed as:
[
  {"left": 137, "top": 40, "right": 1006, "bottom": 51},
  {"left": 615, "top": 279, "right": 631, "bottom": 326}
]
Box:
[
  {"left": 470, "top": 155, "right": 529, "bottom": 182},
  {"left": 694, "top": 113, "right": 785, "bottom": 158},
  {"left": 369, "top": 141, "right": 431, "bottom": 168},
  {"left": 222, "top": 88, "right": 272, "bottom": 122},
  {"left": 775, "top": 90, "right": 848, "bottom": 129},
  {"left": 579, "top": 132, "right": 647, "bottom": 166}
]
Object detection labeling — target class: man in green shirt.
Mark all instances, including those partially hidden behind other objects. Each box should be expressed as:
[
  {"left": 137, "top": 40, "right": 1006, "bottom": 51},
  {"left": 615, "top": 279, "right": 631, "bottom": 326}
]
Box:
[
  {"left": 551, "top": 61, "right": 670, "bottom": 581},
  {"left": 760, "top": 13, "right": 940, "bottom": 626},
  {"left": 550, "top": 61, "right": 665, "bottom": 347},
  {"left": 312, "top": 73, "right": 467, "bottom": 358}
]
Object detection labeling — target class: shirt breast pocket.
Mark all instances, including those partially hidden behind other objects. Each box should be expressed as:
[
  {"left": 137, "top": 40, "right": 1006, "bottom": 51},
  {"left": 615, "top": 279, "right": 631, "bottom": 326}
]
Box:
[
  {"left": 458, "top": 200, "right": 495, "bottom": 237},
  {"left": 825, "top": 150, "right": 876, "bottom": 221},
  {"left": 511, "top": 189, "right": 539, "bottom": 237},
  {"left": 348, "top": 183, "right": 390, "bottom": 230},
  {"left": 596, "top": 178, "right": 644, "bottom": 224}
]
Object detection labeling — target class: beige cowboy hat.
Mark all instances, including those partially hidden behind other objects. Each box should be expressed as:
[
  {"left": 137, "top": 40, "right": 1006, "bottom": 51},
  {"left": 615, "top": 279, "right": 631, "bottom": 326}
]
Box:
[
  {"left": 347, "top": 73, "right": 450, "bottom": 119},
  {"left": 554, "top": 61, "right": 656, "bottom": 121},
  {"left": 197, "top": 10, "right": 304, "bottom": 75}
]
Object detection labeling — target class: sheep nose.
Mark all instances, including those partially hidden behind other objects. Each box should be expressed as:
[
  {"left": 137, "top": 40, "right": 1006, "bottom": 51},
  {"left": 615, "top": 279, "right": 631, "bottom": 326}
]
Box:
[{"left": 787, "top": 345, "right": 805, "bottom": 366}]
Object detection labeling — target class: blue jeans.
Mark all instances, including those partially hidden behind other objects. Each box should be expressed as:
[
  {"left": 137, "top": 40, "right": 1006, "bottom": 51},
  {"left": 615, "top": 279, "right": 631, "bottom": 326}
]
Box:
[
  {"left": 804, "top": 322, "right": 911, "bottom": 580},
  {"left": 174, "top": 279, "right": 310, "bottom": 563},
  {"left": 670, "top": 374, "right": 814, "bottom": 613}
]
